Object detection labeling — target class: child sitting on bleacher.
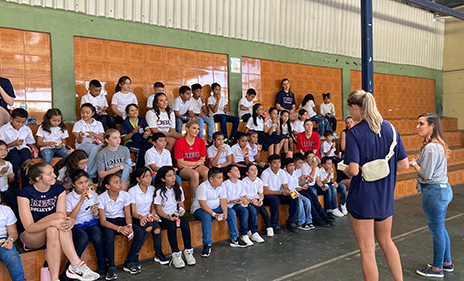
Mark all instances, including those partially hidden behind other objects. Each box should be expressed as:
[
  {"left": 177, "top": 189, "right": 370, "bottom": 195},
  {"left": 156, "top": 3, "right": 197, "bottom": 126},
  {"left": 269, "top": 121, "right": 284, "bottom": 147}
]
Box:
[
  {"left": 191, "top": 167, "right": 247, "bottom": 258},
  {"left": 55, "top": 149, "right": 89, "bottom": 190},
  {"left": 231, "top": 131, "right": 252, "bottom": 176},
  {"left": 65, "top": 170, "right": 106, "bottom": 279},
  {"left": 0, "top": 140, "right": 17, "bottom": 221},
  {"left": 127, "top": 168, "right": 164, "bottom": 273},
  {"left": 72, "top": 103, "right": 104, "bottom": 180},
  {"left": 190, "top": 83, "right": 214, "bottom": 144},
  {"left": 238, "top": 88, "right": 256, "bottom": 122},
  {"left": 320, "top": 130, "right": 341, "bottom": 164},
  {"left": 320, "top": 93, "right": 337, "bottom": 133},
  {"left": 316, "top": 157, "right": 347, "bottom": 219},
  {"left": 266, "top": 107, "right": 288, "bottom": 154},
  {"left": 80, "top": 79, "right": 116, "bottom": 130},
  {"left": 246, "top": 131, "right": 267, "bottom": 174},
  {"left": 300, "top": 93, "right": 331, "bottom": 136},
  {"left": 36, "top": 108, "right": 71, "bottom": 164},
  {"left": 97, "top": 129, "right": 132, "bottom": 191},
  {"left": 146, "top": 82, "right": 165, "bottom": 111},
  {"left": 144, "top": 132, "right": 181, "bottom": 185},
  {"left": 0, "top": 192, "right": 25, "bottom": 281},
  {"left": 262, "top": 154, "right": 299, "bottom": 234},
  {"left": 279, "top": 110, "right": 294, "bottom": 153},
  {"left": 121, "top": 103, "right": 152, "bottom": 170},
  {"left": 0, "top": 108, "right": 36, "bottom": 191},
  {"left": 18, "top": 160, "right": 99, "bottom": 281},
  {"left": 111, "top": 76, "right": 138, "bottom": 123},
  {"left": 242, "top": 163, "right": 273, "bottom": 237},
  {"left": 171, "top": 86, "right": 197, "bottom": 136},
  {"left": 154, "top": 166, "right": 196, "bottom": 268},
  {"left": 223, "top": 164, "right": 264, "bottom": 246},
  {"left": 98, "top": 173, "right": 133, "bottom": 281},
  {"left": 292, "top": 108, "right": 309, "bottom": 137},
  {"left": 207, "top": 131, "right": 233, "bottom": 169},
  {"left": 284, "top": 158, "right": 314, "bottom": 231},
  {"left": 207, "top": 83, "right": 239, "bottom": 142}
]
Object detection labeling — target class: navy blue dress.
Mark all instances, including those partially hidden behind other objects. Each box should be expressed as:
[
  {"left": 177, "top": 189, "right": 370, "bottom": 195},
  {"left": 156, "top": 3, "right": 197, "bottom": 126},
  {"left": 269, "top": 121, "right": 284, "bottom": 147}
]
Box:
[{"left": 344, "top": 120, "right": 407, "bottom": 219}]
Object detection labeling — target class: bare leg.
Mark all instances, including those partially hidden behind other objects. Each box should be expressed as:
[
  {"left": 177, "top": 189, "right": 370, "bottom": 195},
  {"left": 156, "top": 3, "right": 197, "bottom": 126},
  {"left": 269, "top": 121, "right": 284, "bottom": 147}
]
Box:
[
  {"left": 59, "top": 227, "right": 83, "bottom": 266},
  {"left": 121, "top": 181, "right": 130, "bottom": 191},
  {"left": 46, "top": 227, "right": 62, "bottom": 280},
  {"left": 179, "top": 168, "right": 200, "bottom": 199},
  {"left": 268, "top": 144, "right": 275, "bottom": 155},
  {"left": 374, "top": 217, "right": 403, "bottom": 281},
  {"left": 282, "top": 138, "right": 288, "bottom": 153},
  {"left": 166, "top": 136, "right": 177, "bottom": 152},
  {"left": 350, "top": 215, "right": 378, "bottom": 281},
  {"left": 195, "top": 165, "right": 209, "bottom": 185},
  {"left": 340, "top": 178, "right": 351, "bottom": 189},
  {"left": 0, "top": 107, "right": 10, "bottom": 126},
  {"left": 290, "top": 112, "right": 299, "bottom": 121}
]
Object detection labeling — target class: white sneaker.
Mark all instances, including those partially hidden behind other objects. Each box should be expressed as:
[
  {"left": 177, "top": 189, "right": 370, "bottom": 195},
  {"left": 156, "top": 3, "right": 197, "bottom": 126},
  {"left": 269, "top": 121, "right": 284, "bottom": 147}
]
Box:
[
  {"left": 332, "top": 208, "right": 344, "bottom": 217},
  {"left": 183, "top": 248, "right": 196, "bottom": 266},
  {"left": 333, "top": 133, "right": 339, "bottom": 140},
  {"left": 251, "top": 232, "right": 265, "bottom": 243},
  {"left": 266, "top": 227, "right": 274, "bottom": 237},
  {"left": 66, "top": 262, "right": 100, "bottom": 281},
  {"left": 170, "top": 252, "right": 185, "bottom": 269},
  {"left": 341, "top": 204, "right": 348, "bottom": 215},
  {"left": 242, "top": 234, "right": 254, "bottom": 246},
  {"left": 247, "top": 230, "right": 252, "bottom": 239}
]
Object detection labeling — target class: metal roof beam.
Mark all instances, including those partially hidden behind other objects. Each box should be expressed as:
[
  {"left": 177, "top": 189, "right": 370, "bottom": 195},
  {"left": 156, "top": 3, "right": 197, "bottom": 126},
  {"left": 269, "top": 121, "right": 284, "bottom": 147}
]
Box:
[{"left": 403, "top": 0, "right": 464, "bottom": 20}]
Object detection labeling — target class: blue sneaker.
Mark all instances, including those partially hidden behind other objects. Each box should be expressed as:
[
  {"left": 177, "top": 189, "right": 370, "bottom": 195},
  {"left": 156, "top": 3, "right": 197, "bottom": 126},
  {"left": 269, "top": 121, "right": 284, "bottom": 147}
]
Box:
[
  {"left": 427, "top": 263, "right": 454, "bottom": 272},
  {"left": 416, "top": 266, "right": 444, "bottom": 278}
]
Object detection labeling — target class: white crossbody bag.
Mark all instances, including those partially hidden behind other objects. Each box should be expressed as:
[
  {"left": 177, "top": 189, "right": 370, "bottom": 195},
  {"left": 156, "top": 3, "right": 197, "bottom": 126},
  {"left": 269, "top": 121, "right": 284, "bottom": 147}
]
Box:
[{"left": 360, "top": 122, "right": 397, "bottom": 182}]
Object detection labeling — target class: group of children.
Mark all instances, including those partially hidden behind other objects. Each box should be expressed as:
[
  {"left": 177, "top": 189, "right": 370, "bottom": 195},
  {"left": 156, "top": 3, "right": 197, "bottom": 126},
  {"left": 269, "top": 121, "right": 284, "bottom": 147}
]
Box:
[{"left": 0, "top": 76, "right": 346, "bottom": 281}]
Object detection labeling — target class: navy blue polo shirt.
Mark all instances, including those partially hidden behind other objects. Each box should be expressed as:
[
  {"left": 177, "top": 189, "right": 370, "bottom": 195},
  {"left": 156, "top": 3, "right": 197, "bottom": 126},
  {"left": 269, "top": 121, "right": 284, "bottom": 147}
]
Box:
[{"left": 0, "top": 77, "right": 15, "bottom": 111}]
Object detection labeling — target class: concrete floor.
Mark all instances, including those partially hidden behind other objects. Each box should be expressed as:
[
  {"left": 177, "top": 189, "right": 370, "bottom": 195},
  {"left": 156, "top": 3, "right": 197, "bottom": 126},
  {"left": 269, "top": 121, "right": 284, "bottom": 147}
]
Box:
[{"left": 114, "top": 184, "right": 464, "bottom": 281}]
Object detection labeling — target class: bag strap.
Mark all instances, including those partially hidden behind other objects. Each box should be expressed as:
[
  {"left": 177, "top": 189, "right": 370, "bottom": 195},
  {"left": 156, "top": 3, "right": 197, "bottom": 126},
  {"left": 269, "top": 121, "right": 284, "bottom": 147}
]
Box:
[{"left": 385, "top": 122, "right": 397, "bottom": 161}]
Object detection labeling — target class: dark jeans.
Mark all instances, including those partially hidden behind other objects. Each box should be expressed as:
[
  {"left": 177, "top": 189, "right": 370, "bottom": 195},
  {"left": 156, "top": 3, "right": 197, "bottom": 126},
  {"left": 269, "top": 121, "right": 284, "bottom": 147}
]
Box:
[
  {"left": 114, "top": 116, "right": 124, "bottom": 124},
  {"left": 101, "top": 217, "right": 127, "bottom": 267},
  {"left": 299, "top": 187, "right": 328, "bottom": 222},
  {"left": 126, "top": 140, "right": 153, "bottom": 170},
  {"left": 65, "top": 225, "right": 106, "bottom": 271},
  {"left": 232, "top": 204, "right": 258, "bottom": 235},
  {"left": 326, "top": 116, "right": 337, "bottom": 131},
  {"left": 263, "top": 194, "right": 298, "bottom": 228},
  {"left": 126, "top": 219, "right": 161, "bottom": 264},
  {"left": 241, "top": 113, "right": 251, "bottom": 122},
  {"left": 213, "top": 114, "right": 239, "bottom": 140},
  {"left": 95, "top": 114, "right": 116, "bottom": 130},
  {"left": 252, "top": 204, "right": 271, "bottom": 228},
  {"left": 5, "top": 148, "right": 31, "bottom": 191},
  {"left": 159, "top": 217, "right": 191, "bottom": 252}
]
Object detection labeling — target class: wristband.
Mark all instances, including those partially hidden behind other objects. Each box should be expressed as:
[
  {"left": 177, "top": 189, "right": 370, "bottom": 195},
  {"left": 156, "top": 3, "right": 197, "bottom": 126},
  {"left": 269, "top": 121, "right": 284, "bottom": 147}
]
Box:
[
  {"left": 117, "top": 226, "right": 122, "bottom": 233},
  {"left": 183, "top": 116, "right": 187, "bottom": 120},
  {"left": 412, "top": 162, "right": 417, "bottom": 167},
  {"left": 7, "top": 237, "right": 14, "bottom": 243},
  {"left": 211, "top": 212, "right": 216, "bottom": 217},
  {"left": 280, "top": 190, "right": 282, "bottom": 195},
  {"left": 49, "top": 220, "right": 53, "bottom": 227},
  {"left": 128, "top": 223, "right": 132, "bottom": 226},
  {"left": 170, "top": 132, "right": 172, "bottom": 137}
]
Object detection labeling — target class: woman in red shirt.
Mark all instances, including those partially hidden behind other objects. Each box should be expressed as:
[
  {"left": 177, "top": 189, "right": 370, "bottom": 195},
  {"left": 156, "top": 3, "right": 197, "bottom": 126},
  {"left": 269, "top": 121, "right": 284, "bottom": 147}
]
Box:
[
  {"left": 296, "top": 119, "right": 321, "bottom": 159},
  {"left": 174, "top": 120, "right": 209, "bottom": 203}
]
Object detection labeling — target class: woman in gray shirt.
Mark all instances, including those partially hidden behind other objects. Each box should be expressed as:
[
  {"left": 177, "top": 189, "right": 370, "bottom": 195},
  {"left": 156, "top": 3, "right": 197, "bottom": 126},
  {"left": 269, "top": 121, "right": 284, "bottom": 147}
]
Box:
[{"left": 409, "top": 113, "right": 453, "bottom": 278}]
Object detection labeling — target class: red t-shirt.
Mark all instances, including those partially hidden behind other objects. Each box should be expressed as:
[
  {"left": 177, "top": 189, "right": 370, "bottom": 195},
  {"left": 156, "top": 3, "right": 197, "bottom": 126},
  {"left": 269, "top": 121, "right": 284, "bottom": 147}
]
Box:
[
  {"left": 174, "top": 136, "right": 207, "bottom": 169},
  {"left": 296, "top": 131, "right": 321, "bottom": 159}
]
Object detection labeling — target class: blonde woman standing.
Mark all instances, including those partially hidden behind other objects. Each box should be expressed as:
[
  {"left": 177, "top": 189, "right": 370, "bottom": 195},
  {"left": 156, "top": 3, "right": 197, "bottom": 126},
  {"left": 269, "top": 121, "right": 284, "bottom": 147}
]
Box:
[{"left": 343, "top": 89, "right": 409, "bottom": 281}]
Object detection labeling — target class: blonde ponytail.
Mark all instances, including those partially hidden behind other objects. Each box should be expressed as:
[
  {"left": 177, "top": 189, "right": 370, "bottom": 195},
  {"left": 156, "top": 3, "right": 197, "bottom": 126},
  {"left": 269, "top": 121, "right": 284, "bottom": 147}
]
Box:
[{"left": 347, "top": 89, "right": 383, "bottom": 134}]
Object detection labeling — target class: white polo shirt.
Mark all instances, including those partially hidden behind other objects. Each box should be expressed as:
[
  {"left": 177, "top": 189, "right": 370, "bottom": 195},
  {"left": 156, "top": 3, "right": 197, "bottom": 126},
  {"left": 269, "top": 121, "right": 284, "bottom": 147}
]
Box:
[
  {"left": 0, "top": 205, "right": 16, "bottom": 239},
  {"left": 146, "top": 110, "right": 175, "bottom": 132},
  {"left": 282, "top": 123, "right": 290, "bottom": 135},
  {"left": 190, "top": 180, "right": 226, "bottom": 213},
  {"left": 292, "top": 119, "right": 305, "bottom": 134},
  {"left": 190, "top": 97, "right": 204, "bottom": 115},
  {"left": 321, "top": 140, "right": 335, "bottom": 157},
  {"left": 207, "top": 144, "right": 232, "bottom": 166},
  {"left": 223, "top": 179, "right": 246, "bottom": 207},
  {"left": 207, "top": 95, "right": 227, "bottom": 117},
  {"left": 144, "top": 147, "right": 172, "bottom": 171},
  {"left": 146, "top": 94, "right": 155, "bottom": 109},
  {"left": 98, "top": 190, "right": 132, "bottom": 219},
  {"left": 231, "top": 143, "right": 247, "bottom": 163},
  {"left": 154, "top": 186, "right": 185, "bottom": 215},
  {"left": 36, "top": 125, "right": 70, "bottom": 150},
  {"left": 111, "top": 91, "right": 138, "bottom": 119},
  {"left": 261, "top": 167, "right": 288, "bottom": 192},
  {"left": 0, "top": 161, "right": 12, "bottom": 192},
  {"left": 242, "top": 176, "right": 263, "bottom": 200},
  {"left": 300, "top": 163, "right": 319, "bottom": 186},
  {"left": 171, "top": 96, "right": 193, "bottom": 116},
  {"left": 0, "top": 122, "right": 35, "bottom": 151},
  {"left": 246, "top": 143, "right": 259, "bottom": 162},
  {"left": 319, "top": 167, "right": 334, "bottom": 183},
  {"left": 238, "top": 97, "right": 254, "bottom": 118},
  {"left": 66, "top": 189, "right": 99, "bottom": 225},
  {"left": 285, "top": 170, "right": 299, "bottom": 192},
  {"left": 128, "top": 184, "right": 155, "bottom": 217},
  {"left": 80, "top": 91, "right": 109, "bottom": 109},
  {"left": 265, "top": 119, "right": 278, "bottom": 133},
  {"left": 72, "top": 119, "right": 105, "bottom": 148},
  {"left": 246, "top": 117, "right": 264, "bottom": 131}
]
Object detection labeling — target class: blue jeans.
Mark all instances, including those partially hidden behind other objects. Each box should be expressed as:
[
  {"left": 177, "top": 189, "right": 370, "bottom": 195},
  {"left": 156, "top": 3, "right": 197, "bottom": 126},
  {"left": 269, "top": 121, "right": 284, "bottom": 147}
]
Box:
[
  {"left": 194, "top": 206, "right": 239, "bottom": 245},
  {"left": 263, "top": 194, "right": 299, "bottom": 228},
  {"left": 421, "top": 183, "right": 453, "bottom": 268},
  {"left": 77, "top": 143, "right": 101, "bottom": 178},
  {"left": 299, "top": 186, "right": 328, "bottom": 222},
  {"left": 176, "top": 114, "right": 207, "bottom": 138},
  {"left": 40, "top": 146, "right": 71, "bottom": 164},
  {"left": 311, "top": 115, "right": 331, "bottom": 136},
  {"left": 0, "top": 244, "right": 25, "bottom": 281},
  {"left": 67, "top": 225, "right": 106, "bottom": 271},
  {"left": 232, "top": 204, "right": 258, "bottom": 235},
  {"left": 297, "top": 194, "right": 313, "bottom": 225},
  {"left": 317, "top": 183, "right": 346, "bottom": 211},
  {"left": 213, "top": 114, "right": 239, "bottom": 140},
  {"left": 200, "top": 115, "right": 215, "bottom": 140}
]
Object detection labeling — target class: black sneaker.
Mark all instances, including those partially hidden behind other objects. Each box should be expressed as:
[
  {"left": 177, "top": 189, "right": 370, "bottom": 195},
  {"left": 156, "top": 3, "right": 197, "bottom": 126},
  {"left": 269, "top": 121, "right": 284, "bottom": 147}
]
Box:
[
  {"left": 134, "top": 261, "right": 141, "bottom": 273},
  {"left": 122, "top": 263, "right": 138, "bottom": 275},
  {"left": 105, "top": 266, "right": 117, "bottom": 281},
  {"left": 297, "top": 224, "right": 309, "bottom": 230},
  {"left": 230, "top": 237, "right": 248, "bottom": 248},
  {"left": 274, "top": 226, "right": 284, "bottom": 234},
  {"left": 287, "top": 223, "right": 298, "bottom": 233},
  {"left": 201, "top": 244, "right": 211, "bottom": 258},
  {"left": 96, "top": 268, "right": 106, "bottom": 279},
  {"left": 326, "top": 212, "right": 335, "bottom": 220},
  {"left": 154, "top": 253, "right": 169, "bottom": 265},
  {"left": 315, "top": 219, "right": 330, "bottom": 227}
]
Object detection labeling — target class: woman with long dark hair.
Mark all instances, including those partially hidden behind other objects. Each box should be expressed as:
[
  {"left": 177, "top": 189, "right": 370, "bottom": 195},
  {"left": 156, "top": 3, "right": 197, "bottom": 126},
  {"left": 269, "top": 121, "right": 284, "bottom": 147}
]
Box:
[
  {"left": 343, "top": 89, "right": 409, "bottom": 281},
  {"left": 410, "top": 113, "right": 453, "bottom": 278}
]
